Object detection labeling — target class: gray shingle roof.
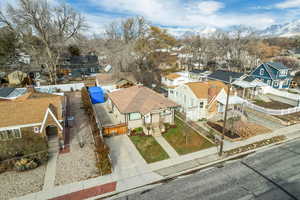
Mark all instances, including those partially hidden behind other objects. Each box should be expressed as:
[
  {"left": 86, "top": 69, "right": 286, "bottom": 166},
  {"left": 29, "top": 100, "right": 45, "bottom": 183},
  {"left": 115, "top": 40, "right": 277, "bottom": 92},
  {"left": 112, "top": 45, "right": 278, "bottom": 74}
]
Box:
[
  {"left": 208, "top": 70, "right": 244, "bottom": 84},
  {"left": 0, "top": 88, "right": 15, "bottom": 98},
  {"left": 266, "top": 62, "right": 289, "bottom": 70}
]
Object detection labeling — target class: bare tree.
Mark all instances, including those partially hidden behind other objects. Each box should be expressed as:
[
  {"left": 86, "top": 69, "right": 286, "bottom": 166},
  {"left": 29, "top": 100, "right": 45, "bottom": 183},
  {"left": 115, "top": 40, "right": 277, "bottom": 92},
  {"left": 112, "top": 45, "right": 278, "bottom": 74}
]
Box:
[{"left": 0, "top": 0, "right": 86, "bottom": 83}]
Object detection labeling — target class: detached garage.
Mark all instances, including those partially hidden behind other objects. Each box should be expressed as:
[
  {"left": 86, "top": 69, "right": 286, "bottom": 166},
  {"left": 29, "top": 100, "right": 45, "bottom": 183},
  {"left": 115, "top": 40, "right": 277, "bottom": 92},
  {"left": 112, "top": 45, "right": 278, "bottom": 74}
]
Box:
[{"left": 88, "top": 87, "right": 105, "bottom": 104}]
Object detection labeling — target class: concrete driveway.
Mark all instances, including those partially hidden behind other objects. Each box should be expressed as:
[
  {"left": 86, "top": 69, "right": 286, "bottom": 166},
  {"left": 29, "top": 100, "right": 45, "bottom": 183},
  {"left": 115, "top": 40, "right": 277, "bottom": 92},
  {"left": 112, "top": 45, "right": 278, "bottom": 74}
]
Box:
[{"left": 104, "top": 135, "right": 149, "bottom": 180}]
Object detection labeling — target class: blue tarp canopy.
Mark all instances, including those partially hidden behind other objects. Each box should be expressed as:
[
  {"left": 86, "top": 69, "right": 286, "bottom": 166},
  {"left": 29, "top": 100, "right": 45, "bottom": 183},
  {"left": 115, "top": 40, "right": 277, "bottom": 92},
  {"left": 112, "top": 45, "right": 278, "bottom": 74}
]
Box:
[{"left": 88, "top": 86, "right": 105, "bottom": 104}]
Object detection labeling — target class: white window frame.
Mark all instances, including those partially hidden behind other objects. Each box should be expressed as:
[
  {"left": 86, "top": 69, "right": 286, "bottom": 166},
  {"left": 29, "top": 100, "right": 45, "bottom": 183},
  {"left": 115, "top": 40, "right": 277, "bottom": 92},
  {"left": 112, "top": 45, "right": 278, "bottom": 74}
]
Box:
[
  {"left": 129, "top": 112, "right": 142, "bottom": 121},
  {"left": 267, "top": 80, "right": 271, "bottom": 85},
  {"left": 199, "top": 102, "right": 204, "bottom": 109},
  {"left": 260, "top": 68, "right": 264, "bottom": 76}
]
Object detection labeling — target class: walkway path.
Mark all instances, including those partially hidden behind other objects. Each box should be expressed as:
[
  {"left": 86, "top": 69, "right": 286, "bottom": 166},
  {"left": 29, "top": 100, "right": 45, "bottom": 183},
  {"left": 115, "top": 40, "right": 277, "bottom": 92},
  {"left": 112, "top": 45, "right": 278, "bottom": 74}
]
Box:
[
  {"left": 154, "top": 136, "right": 179, "bottom": 158},
  {"left": 43, "top": 138, "right": 59, "bottom": 191}
]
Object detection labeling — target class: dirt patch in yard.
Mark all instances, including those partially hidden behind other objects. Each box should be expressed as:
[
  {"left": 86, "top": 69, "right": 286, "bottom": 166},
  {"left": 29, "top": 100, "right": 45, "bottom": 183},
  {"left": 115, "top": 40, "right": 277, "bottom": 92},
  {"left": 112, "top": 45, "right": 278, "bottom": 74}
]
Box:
[
  {"left": 233, "top": 121, "right": 271, "bottom": 139},
  {"left": 275, "top": 112, "right": 300, "bottom": 125},
  {"left": 55, "top": 92, "right": 99, "bottom": 186},
  {"left": 207, "top": 119, "right": 271, "bottom": 140},
  {"left": 253, "top": 100, "right": 293, "bottom": 109},
  {"left": 0, "top": 165, "right": 46, "bottom": 200}
]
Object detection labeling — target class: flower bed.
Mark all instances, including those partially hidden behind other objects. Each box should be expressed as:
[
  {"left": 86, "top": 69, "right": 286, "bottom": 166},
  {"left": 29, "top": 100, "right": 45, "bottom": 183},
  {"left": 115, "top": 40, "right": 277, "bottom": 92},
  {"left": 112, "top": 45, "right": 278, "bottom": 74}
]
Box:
[{"left": 225, "top": 135, "right": 286, "bottom": 156}]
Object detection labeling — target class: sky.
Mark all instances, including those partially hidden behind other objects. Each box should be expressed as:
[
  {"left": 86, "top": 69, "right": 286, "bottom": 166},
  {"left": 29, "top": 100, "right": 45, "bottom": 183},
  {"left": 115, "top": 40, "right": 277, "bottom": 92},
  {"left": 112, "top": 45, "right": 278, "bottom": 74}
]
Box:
[{"left": 1, "top": 0, "right": 300, "bottom": 35}]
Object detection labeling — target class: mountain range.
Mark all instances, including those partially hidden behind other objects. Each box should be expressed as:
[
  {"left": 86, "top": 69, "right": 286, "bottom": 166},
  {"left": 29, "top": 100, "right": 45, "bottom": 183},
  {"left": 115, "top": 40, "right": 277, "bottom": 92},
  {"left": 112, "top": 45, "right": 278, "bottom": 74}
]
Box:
[{"left": 166, "top": 20, "right": 300, "bottom": 38}]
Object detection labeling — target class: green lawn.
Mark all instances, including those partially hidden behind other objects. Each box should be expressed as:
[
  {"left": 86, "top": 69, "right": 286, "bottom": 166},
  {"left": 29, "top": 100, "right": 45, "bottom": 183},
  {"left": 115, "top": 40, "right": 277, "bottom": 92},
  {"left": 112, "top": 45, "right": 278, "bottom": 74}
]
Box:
[
  {"left": 163, "top": 117, "right": 215, "bottom": 155},
  {"left": 130, "top": 135, "right": 169, "bottom": 163}
]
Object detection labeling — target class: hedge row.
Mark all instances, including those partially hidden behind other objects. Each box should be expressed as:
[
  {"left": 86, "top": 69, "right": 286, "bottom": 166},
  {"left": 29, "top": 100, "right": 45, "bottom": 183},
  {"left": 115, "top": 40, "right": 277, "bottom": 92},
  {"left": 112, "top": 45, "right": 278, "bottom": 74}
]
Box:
[{"left": 81, "top": 87, "right": 112, "bottom": 175}]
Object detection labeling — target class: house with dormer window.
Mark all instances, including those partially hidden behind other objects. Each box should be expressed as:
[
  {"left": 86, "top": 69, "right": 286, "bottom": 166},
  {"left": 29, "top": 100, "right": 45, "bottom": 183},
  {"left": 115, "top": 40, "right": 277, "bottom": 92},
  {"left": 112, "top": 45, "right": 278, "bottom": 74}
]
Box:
[{"left": 250, "top": 62, "right": 292, "bottom": 89}]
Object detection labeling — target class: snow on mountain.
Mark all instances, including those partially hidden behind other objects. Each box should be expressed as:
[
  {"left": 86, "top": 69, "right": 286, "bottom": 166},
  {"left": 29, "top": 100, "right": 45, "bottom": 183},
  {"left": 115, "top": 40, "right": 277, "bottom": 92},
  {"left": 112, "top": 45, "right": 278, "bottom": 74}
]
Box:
[
  {"left": 259, "top": 19, "right": 300, "bottom": 37},
  {"left": 164, "top": 20, "right": 300, "bottom": 38},
  {"left": 165, "top": 26, "right": 218, "bottom": 38}
]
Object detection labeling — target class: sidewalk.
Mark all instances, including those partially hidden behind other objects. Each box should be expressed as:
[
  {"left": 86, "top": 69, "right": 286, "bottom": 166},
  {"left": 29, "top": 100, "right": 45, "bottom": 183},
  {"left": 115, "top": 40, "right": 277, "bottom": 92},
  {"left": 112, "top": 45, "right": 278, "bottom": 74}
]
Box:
[
  {"left": 15, "top": 124, "right": 300, "bottom": 200},
  {"left": 154, "top": 136, "right": 179, "bottom": 158}
]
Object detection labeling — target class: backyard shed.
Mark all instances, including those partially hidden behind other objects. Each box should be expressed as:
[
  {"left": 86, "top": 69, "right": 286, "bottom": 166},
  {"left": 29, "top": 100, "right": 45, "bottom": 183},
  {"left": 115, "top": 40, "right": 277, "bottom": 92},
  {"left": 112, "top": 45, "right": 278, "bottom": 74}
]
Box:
[{"left": 88, "top": 86, "right": 105, "bottom": 104}]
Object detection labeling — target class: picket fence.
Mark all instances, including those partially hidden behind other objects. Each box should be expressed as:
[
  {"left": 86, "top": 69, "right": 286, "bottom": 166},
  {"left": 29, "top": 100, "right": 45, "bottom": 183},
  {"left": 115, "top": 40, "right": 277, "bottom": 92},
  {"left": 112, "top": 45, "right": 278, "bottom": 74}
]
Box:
[
  {"left": 36, "top": 83, "right": 85, "bottom": 92},
  {"left": 262, "top": 86, "right": 300, "bottom": 101},
  {"left": 243, "top": 101, "right": 300, "bottom": 116}
]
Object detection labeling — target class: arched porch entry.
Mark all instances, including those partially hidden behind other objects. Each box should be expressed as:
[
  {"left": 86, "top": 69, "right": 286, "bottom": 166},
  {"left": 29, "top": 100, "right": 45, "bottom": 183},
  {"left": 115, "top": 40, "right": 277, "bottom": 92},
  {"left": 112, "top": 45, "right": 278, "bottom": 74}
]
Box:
[{"left": 46, "top": 125, "right": 58, "bottom": 139}]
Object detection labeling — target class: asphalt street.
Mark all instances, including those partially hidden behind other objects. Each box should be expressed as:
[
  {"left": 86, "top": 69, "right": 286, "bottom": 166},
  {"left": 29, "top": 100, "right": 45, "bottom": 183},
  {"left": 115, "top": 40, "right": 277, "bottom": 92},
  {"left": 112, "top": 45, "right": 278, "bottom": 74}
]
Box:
[{"left": 114, "top": 139, "right": 300, "bottom": 200}]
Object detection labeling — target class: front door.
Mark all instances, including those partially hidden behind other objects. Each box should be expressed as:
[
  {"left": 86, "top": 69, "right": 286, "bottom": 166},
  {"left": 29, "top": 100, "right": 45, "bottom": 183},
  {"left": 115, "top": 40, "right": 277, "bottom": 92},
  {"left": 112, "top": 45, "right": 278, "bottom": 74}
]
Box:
[
  {"left": 46, "top": 125, "right": 58, "bottom": 139},
  {"left": 145, "top": 114, "right": 151, "bottom": 124}
]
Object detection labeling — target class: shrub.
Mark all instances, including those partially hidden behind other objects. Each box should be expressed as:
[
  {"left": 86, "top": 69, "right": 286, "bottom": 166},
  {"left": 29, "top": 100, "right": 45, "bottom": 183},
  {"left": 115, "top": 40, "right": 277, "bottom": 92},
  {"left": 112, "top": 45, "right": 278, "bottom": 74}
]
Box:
[
  {"left": 133, "top": 127, "right": 143, "bottom": 132},
  {"left": 14, "top": 158, "right": 38, "bottom": 172}
]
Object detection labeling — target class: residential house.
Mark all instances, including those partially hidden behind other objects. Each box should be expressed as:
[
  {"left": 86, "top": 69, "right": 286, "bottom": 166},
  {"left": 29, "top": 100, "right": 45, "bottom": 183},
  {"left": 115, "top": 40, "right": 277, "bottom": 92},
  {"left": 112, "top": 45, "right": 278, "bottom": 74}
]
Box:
[
  {"left": 250, "top": 62, "right": 292, "bottom": 89},
  {"left": 168, "top": 81, "right": 227, "bottom": 121},
  {"left": 0, "top": 88, "right": 65, "bottom": 142},
  {"left": 232, "top": 75, "right": 267, "bottom": 99},
  {"left": 161, "top": 71, "right": 197, "bottom": 89},
  {"left": 59, "top": 54, "right": 101, "bottom": 78},
  {"left": 106, "top": 86, "right": 178, "bottom": 135},
  {"left": 96, "top": 72, "right": 137, "bottom": 92},
  {"left": 188, "top": 69, "right": 212, "bottom": 81}
]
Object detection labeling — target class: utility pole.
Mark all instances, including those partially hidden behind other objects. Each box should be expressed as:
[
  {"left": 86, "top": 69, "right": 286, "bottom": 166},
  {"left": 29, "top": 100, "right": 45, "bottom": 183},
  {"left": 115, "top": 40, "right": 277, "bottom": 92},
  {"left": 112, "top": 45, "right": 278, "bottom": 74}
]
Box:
[{"left": 219, "top": 77, "right": 231, "bottom": 156}]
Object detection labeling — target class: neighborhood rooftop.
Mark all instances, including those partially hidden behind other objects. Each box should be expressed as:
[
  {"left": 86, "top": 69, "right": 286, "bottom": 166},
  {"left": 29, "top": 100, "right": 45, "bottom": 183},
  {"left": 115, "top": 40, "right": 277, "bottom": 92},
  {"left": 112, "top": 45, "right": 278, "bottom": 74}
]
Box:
[
  {"left": 96, "top": 72, "right": 137, "bottom": 86},
  {"left": 0, "top": 91, "right": 63, "bottom": 128},
  {"left": 107, "top": 85, "right": 178, "bottom": 114},
  {"left": 185, "top": 81, "right": 226, "bottom": 99},
  {"left": 266, "top": 62, "right": 289, "bottom": 70},
  {"left": 208, "top": 70, "right": 244, "bottom": 83}
]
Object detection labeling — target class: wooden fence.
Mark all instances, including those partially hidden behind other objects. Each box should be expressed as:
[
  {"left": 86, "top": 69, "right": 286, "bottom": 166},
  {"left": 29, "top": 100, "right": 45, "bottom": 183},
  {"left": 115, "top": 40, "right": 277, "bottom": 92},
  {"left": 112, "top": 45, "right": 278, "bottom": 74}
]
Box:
[{"left": 103, "top": 123, "right": 128, "bottom": 136}]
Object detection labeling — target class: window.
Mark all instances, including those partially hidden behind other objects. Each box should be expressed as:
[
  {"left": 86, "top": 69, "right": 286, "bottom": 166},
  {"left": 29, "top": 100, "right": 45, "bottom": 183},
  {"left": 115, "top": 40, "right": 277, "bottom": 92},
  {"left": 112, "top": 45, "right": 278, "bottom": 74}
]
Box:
[
  {"left": 199, "top": 102, "right": 204, "bottom": 109},
  {"left": 267, "top": 80, "right": 271, "bottom": 86},
  {"left": 273, "top": 81, "right": 279, "bottom": 87},
  {"left": 0, "top": 129, "right": 21, "bottom": 141},
  {"left": 170, "top": 90, "right": 174, "bottom": 94},
  {"left": 129, "top": 112, "right": 142, "bottom": 121},
  {"left": 260, "top": 68, "right": 264, "bottom": 76}
]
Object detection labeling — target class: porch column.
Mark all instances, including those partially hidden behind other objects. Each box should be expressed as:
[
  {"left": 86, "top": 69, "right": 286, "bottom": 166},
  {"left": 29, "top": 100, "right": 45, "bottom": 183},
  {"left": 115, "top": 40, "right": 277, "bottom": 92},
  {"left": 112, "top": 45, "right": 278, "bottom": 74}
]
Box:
[{"left": 171, "top": 109, "right": 175, "bottom": 124}]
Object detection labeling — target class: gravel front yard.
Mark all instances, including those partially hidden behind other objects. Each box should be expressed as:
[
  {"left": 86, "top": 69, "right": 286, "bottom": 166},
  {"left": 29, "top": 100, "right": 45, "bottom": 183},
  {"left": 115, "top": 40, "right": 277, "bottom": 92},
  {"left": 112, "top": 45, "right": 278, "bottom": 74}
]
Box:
[
  {"left": 55, "top": 92, "right": 99, "bottom": 186},
  {"left": 0, "top": 165, "right": 46, "bottom": 200}
]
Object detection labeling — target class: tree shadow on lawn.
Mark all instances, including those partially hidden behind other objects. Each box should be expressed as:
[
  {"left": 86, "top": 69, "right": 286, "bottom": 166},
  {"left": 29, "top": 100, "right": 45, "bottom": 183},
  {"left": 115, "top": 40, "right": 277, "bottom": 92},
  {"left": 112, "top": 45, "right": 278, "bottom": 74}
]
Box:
[{"left": 163, "top": 118, "right": 215, "bottom": 155}]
